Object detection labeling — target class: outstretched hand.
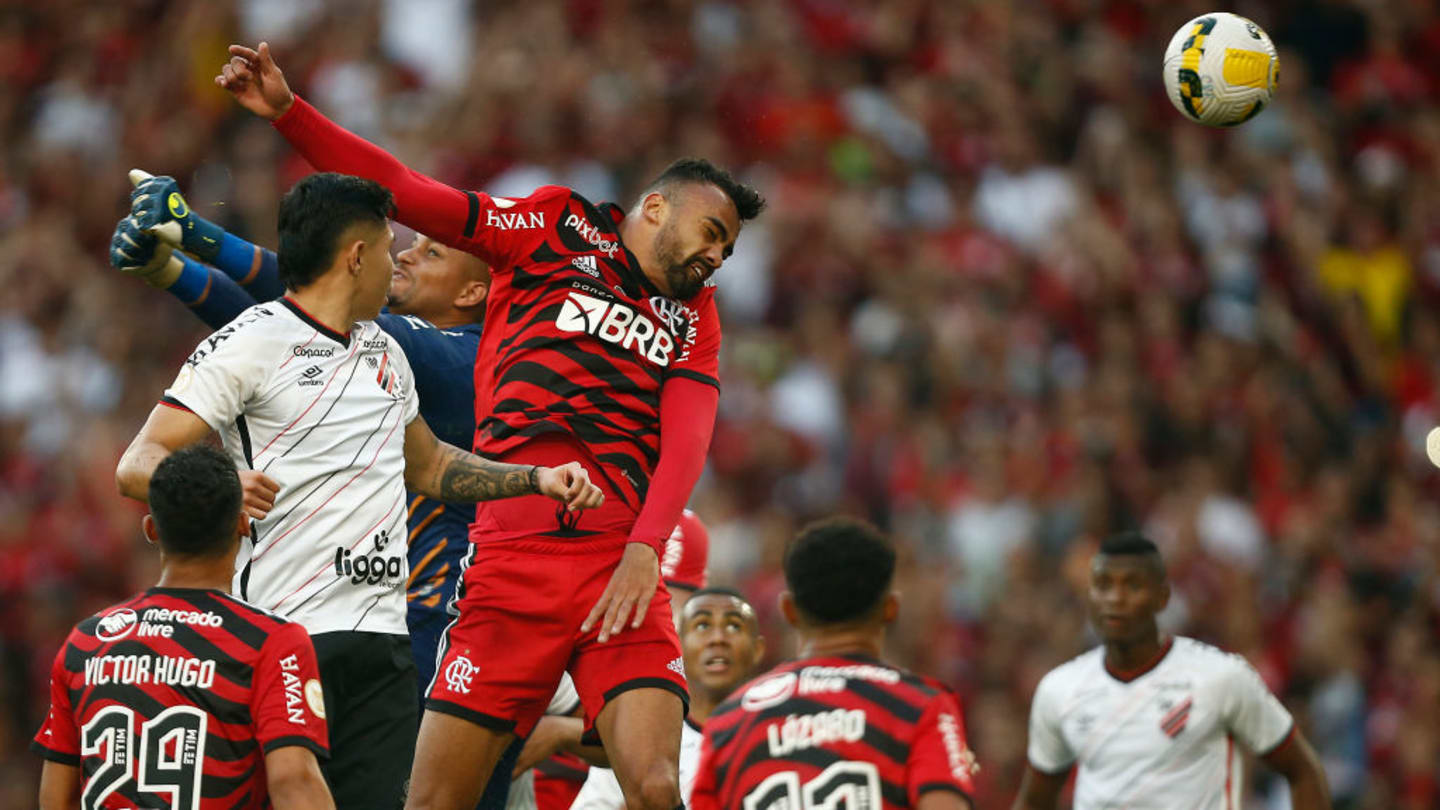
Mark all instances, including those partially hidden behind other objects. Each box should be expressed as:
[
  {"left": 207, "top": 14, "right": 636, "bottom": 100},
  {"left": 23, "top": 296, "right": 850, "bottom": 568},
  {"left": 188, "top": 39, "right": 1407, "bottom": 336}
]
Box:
[{"left": 215, "top": 42, "right": 295, "bottom": 121}]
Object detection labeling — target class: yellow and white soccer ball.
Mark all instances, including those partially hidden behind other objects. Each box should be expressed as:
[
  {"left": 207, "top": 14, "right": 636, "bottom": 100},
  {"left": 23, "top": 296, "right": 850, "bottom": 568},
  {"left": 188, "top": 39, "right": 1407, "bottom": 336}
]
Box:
[{"left": 1163, "top": 12, "right": 1279, "bottom": 127}]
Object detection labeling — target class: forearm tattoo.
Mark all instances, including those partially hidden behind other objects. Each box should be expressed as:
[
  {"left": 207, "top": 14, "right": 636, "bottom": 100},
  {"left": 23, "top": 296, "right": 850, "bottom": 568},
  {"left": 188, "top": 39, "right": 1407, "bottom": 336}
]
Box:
[{"left": 433, "top": 445, "right": 537, "bottom": 502}]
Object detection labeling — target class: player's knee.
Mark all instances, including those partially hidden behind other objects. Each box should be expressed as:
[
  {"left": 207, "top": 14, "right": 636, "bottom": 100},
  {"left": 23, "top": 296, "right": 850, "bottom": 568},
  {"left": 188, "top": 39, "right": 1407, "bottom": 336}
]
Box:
[{"left": 629, "top": 769, "right": 680, "bottom": 810}]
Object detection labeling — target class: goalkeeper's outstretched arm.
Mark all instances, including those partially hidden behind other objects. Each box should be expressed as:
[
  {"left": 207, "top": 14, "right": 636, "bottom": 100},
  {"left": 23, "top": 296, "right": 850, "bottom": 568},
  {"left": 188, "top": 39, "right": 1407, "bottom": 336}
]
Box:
[
  {"left": 110, "top": 213, "right": 258, "bottom": 330},
  {"left": 129, "top": 171, "right": 283, "bottom": 300}
]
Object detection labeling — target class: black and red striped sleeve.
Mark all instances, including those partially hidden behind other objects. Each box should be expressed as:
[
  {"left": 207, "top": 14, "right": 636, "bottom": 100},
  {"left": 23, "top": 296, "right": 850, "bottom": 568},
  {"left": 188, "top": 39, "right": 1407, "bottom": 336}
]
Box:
[
  {"left": 31, "top": 641, "right": 80, "bottom": 765},
  {"left": 251, "top": 622, "right": 329, "bottom": 760},
  {"left": 906, "top": 691, "right": 978, "bottom": 805}
]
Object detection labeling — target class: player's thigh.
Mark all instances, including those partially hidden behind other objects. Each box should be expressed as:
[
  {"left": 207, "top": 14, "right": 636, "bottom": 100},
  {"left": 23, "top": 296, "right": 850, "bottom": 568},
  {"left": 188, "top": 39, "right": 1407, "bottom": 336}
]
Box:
[
  {"left": 593, "top": 687, "right": 685, "bottom": 809},
  {"left": 407, "top": 710, "right": 515, "bottom": 810},
  {"left": 314, "top": 631, "right": 419, "bottom": 810}
]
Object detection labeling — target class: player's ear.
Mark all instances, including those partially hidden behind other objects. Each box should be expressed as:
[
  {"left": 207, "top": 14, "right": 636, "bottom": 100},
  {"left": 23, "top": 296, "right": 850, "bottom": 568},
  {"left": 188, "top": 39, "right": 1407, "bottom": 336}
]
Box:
[
  {"left": 750, "top": 633, "right": 766, "bottom": 666},
  {"left": 1157, "top": 579, "right": 1171, "bottom": 612},
  {"left": 454, "top": 279, "right": 488, "bottom": 309},
  {"left": 235, "top": 510, "right": 251, "bottom": 538},
  {"left": 779, "top": 591, "right": 800, "bottom": 627},
  {"left": 640, "top": 190, "right": 668, "bottom": 226},
  {"left": 141, "top": 514, "right": 160, "bottom": 546},
  {"left": 342, "top": 237, "right": 365, "bottom": 276},
  {"left": 881, "top": 591, "right": 900, "bottom": 624}
]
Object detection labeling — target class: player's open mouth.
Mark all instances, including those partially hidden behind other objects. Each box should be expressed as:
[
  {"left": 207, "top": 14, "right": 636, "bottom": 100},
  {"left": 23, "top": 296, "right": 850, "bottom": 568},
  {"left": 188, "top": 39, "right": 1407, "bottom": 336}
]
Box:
[
  {"left": 702, "top": 654, "right": 730, "bottom": 674},
  {"left": 688, "top": 261, "right": 706, "bottom": 284}
]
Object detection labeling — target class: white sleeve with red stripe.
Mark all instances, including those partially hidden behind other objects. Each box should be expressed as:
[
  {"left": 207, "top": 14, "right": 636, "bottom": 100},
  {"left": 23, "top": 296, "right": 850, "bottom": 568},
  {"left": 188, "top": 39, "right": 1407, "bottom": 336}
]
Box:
[{"left": 1220, "top": 654, "right": 1294, "bottom": 754}]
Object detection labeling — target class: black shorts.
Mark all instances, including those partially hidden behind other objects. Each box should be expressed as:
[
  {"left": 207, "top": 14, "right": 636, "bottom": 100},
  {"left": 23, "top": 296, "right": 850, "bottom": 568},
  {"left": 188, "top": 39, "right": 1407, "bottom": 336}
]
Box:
[{"left": 312, "top": 631, "right": 418, "bottom": 810}]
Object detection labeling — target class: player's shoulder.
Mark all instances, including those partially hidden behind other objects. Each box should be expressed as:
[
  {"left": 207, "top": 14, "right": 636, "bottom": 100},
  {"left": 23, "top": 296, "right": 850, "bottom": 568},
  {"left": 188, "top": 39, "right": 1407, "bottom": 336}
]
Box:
[
  {"left": 1170, "top": 636, "right": 1241, "bottom": 668},
  {"left": 185, "top": 301, "right": 292, "bottom": 362},
  {"left": 494, "top": 184, "right": 574, "bottom": 210},
  {"left": 713, "top": 660, "right": 806, "bottom": 720},
  {"left": 1169, "top": 636, "right": 1261, "bottom": 684},
  {"left": 77, "top": 593, "right": 151, "bottom": 641},
  {"left": 207, "top": 589, "right": 297, "bottom": 630},
  {"left": 1036, "top": 646, "right": 1107, "bottom": 696}
]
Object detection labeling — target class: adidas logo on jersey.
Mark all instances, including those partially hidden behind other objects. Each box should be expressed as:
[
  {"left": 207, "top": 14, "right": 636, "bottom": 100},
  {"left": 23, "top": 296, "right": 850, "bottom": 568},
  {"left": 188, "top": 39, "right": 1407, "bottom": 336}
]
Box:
[
  {"left": 571, "top": 255, "right": 600, "bottom": 278},
  {"left": 555, "top": 291, "right": 675, "bottom": 366}
]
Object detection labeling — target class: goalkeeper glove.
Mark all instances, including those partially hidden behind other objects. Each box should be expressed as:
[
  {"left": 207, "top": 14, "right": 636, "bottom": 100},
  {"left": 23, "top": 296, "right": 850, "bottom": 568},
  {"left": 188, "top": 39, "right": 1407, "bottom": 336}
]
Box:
[
  {"left": 128, "top": 169, "right": 225, "bottom": 261},
  {"left": 110, "top": 215, "right": 182, "bottom": 288}
]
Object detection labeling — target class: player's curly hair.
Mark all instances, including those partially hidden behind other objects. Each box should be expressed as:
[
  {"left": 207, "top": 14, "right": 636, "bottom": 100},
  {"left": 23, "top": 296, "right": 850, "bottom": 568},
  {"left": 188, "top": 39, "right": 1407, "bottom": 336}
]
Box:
[
  {"left": 277, "top": 172, "right": 395, "bottom": 290},
  {"left": 646, "top": 158, "right": 766, "bottom": 221},
  {"left": 783, "top": 517, "right": 895, "bottom": 625},
  {"left": 149, "top": 445, "right": 243, "bottom": 558}
]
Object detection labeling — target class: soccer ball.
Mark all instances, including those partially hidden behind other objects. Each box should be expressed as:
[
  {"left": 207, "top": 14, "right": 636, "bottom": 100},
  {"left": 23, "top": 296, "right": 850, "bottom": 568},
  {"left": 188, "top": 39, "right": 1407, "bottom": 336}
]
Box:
[{"left": 1163, "top": 12, "right": 1279, "bottom": 127}]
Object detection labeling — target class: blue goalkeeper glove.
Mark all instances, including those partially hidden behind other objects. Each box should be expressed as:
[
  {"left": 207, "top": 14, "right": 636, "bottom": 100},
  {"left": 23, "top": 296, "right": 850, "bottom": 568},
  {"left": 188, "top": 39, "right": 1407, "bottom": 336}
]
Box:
[
  {"left": 110, "top": 215, "right": 182, "bottom": 288},
  {"left": 128, "top": 170, "right": 225, "bottom": 262}
]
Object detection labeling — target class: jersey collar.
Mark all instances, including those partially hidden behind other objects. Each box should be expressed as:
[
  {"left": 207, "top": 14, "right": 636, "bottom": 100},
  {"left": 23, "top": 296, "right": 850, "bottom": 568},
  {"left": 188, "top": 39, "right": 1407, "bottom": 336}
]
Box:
[
  {"left": 1104, "top": 636, "right": 1175, "bottom": 684},
  {"left": 282, "top": 297, "right": 351, "bottom": 347}
]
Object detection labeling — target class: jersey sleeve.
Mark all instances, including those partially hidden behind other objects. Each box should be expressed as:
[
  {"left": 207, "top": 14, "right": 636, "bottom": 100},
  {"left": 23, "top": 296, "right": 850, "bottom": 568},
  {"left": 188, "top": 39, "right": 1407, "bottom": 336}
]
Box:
[
  {"left": 30, "top": 642, "right": 80, "bottom": 765},
  {"left": 1221, "top": 654, "right": 1294, "bottom": 754},
  {"left": 251, "top": 623, "right": 329, "bottom": 760},
  {"left": 666, "top": 292, "right": 720, "bottom": 390},
  {"left": 163, "top": 314, "right": 274, "bottom": 433},
  {"left": 907, "top": 691, "right": 978, "bottom": 803},
  {"left": 1026, "top": 671, "right": 1075, "bottom": 774},
  {"left": 569, "top": 767, "right": 626, "bottom": 810},
  {"left": 272, "top": 96, "right": 563, "bottom": 270}
]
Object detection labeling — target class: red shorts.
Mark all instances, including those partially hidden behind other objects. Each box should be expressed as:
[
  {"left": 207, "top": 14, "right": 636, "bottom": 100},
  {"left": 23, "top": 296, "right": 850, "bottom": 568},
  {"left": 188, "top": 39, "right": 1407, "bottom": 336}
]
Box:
[{"left": 427, "top": 437, "right": 688, "bottom": 738}]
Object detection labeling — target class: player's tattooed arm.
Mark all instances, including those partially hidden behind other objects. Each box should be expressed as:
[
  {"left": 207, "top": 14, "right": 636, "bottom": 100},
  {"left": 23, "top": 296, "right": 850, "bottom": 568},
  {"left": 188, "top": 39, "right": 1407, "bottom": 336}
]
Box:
[
  {"left": 429, "top": 442, "right": 535, "bottom": 501},
  {"left": 403, "top": 416, "right": 605, "bottom": 509}
]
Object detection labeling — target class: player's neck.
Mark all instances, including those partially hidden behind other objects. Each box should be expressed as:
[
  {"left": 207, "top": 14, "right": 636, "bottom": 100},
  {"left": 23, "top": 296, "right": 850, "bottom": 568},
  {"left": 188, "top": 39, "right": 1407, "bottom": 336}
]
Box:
[
  {"left": 288, "top": 277, "right": 359, "bottom": 336},
  {"left": 154, "top": 559, "right": 234, "bottom": 593},
  {"left": 798, "top": 628, "right": 885, "bottom": 661},
  {"left": 1103, "top": 629, "right": 1169, "bottom": 676},
  {"left": 690, "top": 690, "right": 723, "bottom": 725},
  {"left": 618, "top": 216, "right": 663, "bottom": 288}
]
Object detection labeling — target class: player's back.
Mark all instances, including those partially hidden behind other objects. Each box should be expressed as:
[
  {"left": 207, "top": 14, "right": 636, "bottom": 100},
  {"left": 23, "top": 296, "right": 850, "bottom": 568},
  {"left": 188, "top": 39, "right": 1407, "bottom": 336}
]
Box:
[
  {"left": 693, "top": 655, "right": 977, "bottom": 810},
  {"left": 33, "top": 588, "right": 328, "bottom": 809}
]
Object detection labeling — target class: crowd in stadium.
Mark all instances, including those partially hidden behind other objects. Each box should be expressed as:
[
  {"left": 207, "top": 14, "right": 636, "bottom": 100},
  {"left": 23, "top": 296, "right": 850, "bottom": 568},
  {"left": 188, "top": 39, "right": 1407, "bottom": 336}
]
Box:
[{"left": 2, "top": 0, "right": 1439, "bottom": 806}]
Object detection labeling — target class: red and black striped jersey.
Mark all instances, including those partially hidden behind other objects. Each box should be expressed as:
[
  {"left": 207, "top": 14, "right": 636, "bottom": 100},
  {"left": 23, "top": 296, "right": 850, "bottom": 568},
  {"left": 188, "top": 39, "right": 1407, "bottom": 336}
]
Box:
[
  {"left": 32, "top": 588, "right": 328, "bottom": 809},
  {"left": 691, "top": 655, "right": 978, "bottom": 810},
  {"left": 454, "top": 185, "right": 721, "bottom": 513}
]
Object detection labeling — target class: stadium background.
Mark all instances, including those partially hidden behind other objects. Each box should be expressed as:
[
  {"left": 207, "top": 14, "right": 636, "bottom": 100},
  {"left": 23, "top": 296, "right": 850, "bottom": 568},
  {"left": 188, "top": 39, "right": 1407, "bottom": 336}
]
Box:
[{"left": 1, "top": 0, "right": 1438, "bottom": 806}]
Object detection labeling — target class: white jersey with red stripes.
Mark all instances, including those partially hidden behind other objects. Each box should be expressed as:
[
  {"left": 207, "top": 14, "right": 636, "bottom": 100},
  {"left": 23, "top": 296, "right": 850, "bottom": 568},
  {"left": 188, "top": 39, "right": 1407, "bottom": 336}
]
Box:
[
  {"left": 163, "top": 298, "right": 419, "bottom": 636},
  {"left": 1026, "top": 636, "right": 1294, "bottom": 810}
]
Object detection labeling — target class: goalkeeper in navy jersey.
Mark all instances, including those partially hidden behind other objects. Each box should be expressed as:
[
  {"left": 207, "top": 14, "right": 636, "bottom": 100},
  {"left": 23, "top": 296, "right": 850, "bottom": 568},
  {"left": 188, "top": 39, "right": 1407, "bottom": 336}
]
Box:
[{"left": 113, "top": 173, "right": 486, "bottom": 700}]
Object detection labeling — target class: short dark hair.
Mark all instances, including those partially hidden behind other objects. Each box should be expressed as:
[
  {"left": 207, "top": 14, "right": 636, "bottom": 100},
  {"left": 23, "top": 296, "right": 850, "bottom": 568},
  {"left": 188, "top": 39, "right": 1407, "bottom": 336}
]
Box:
[
  {"left": 689, "top": 586, "right": 748, "bottom": 602},
  {"left": 784, "top": 517, "right": 895, "bottom": 625},
  {"left": 149, "top": 445, "right": 243, "bottom": 558},
  {"left": 646, "top": 158, "right": 766, "bottom": 221},
  {"left": 1097, "top": 531, "right": 1167, "bottom": 578},
  {"left": 277, "top": 173, "right": 394, "bottom": 290}
]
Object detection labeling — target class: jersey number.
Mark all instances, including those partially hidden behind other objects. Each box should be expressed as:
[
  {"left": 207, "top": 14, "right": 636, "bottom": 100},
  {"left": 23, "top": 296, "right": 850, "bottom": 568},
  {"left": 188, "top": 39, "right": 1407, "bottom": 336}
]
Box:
[
  {"left": 743, "top": 762, "right": 883, "bottom": 810},
  {"left": 80, "top": 706, "right": 207, "bottom": 810}
]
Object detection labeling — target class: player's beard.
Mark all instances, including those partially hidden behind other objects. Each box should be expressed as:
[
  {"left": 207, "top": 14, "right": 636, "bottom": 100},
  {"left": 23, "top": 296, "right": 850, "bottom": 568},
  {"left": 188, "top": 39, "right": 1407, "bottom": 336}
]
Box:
[{"left": 654, "top": 220, "right": 705, "bottom": 300}]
